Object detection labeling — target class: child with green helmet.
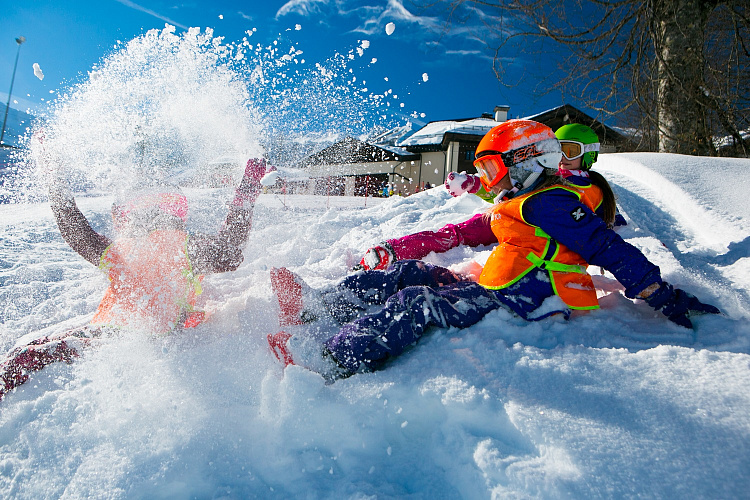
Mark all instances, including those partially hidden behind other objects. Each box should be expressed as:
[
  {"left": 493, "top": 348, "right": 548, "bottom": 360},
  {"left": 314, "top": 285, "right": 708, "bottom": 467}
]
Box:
[{"left": 555, "top": 123, "right": 601, "bottom": 173}]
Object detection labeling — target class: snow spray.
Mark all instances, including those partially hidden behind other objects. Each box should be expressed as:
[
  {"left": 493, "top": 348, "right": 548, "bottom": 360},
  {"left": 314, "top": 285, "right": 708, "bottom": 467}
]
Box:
[{"left": 7, "top": 24, "right": 405, "bottom": 202}]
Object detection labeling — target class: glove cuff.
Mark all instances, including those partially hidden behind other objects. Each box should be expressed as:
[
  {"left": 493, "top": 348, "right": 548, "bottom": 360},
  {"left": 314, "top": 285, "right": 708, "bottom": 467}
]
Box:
[
  {"left": 643, "top": 282, "right": 672, "bottom": 310},
  {"left": 381, "top": 241, "right": 396, "bottom": 263},
  {"left": 469, "top": 174, "right": 482, "bottom": 194}
]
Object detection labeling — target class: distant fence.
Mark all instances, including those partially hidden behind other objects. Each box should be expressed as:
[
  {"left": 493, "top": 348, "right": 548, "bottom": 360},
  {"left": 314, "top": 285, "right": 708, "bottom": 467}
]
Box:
[{"left": 256, "top": 193, "right": 387, "bottom": 211}]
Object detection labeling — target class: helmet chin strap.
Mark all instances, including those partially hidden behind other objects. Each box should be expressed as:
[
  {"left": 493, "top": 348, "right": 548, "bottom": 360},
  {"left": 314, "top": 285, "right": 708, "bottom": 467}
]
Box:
[
  {"left": 494, "top": 171, "right": 543, "bottom": 202},
  {"left": 493, "top": 181, "right": 519, "bottom": 203}
]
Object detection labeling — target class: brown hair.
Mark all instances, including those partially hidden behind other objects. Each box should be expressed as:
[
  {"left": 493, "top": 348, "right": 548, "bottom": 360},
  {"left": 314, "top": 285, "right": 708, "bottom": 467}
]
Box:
[{"left": 587, "top": 170, "right": 617, "bottom": 228}]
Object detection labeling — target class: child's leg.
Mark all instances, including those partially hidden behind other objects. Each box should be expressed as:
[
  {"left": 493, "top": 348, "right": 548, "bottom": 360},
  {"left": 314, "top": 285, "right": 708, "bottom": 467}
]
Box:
[
  {"left": 271, "top": 260, "right": 465, "bottom": 327},
  {"left": 324, "top": 281, "right": 503, "bottom": 374},
  {"left": 323, "top": 260, "right": 464, "bottom": 323},
  {"left": 338, "top": 260, "right": 463, "bottom": 304}
]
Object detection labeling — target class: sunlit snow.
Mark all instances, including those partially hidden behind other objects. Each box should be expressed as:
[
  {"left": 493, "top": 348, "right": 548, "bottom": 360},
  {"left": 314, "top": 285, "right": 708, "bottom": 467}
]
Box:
[{"left": 0, "top": 23, "right": 749, "bottom": 500}]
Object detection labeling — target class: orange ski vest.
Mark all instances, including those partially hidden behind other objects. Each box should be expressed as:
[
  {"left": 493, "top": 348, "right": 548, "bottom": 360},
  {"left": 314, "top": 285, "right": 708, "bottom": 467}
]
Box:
[
  {"left": 91, "top": 229, "right": 204, "bottom": 334},
  {"left": 479, "top": 183, "right": 604, "bottom": 310}
]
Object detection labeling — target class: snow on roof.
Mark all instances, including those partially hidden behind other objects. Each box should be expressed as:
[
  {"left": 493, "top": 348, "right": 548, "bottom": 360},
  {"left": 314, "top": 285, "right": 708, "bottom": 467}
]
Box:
[
  {"left": 376, "top": 144, "right": 418, "bottom": 158},
  {"left": 367, "top": 122, "right": 414, "bottom": 146},
  {"left": 521, "top": 106, "right": 558, "bottom": 120},
  {"left": 398, "top": 117, "right": 497, "bottom": 146}
]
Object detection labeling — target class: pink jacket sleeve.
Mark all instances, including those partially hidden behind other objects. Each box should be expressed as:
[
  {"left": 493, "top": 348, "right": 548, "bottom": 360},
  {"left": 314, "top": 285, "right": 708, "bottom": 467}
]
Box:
[{"left": 386, "top": 213, "right": 496, "bottom": 261}]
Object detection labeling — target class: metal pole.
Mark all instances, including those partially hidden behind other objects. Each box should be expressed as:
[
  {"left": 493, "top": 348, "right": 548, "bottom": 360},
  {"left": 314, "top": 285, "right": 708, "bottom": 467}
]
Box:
[{"left": 1, "top": 36, "right": 25, "bottom": 146}]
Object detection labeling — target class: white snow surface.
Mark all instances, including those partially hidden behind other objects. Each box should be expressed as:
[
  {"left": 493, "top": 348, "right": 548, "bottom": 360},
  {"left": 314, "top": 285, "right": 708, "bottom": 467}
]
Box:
[{"left": 1, "top": 152, "right": 749, "bottom": 499}]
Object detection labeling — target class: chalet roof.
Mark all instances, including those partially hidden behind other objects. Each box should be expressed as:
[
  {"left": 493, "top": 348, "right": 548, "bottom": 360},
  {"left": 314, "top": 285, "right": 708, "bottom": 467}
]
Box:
[
  {"left": 300, "top": 136, "right": 419, "bottom": 167},
  {"left": 397, "top": 104, "right": 632, "bottom": 151},
  {"left": 524, "top": 104, "right": 628, "bottom": 146},
  {"left": 398, "top": 117, "right": 497, "bottom": 147},
  {"left": 298, "top": 104, "right": 635, "bottom": 171}
]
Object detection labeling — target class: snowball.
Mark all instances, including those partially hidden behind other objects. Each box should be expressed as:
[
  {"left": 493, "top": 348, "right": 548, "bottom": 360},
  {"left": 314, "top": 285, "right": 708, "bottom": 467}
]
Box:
[
  {"left": 261, "top": 171, "right": 280, "bottom": 186},
  {"left": 33, "top": 63, "right": 44, "bottom": 80},
  {"left": 422, "top": 73, "right": 429, "bottom": 82},
  {"left": 385, "top": 22, "right": 396, "bottom": 36}
]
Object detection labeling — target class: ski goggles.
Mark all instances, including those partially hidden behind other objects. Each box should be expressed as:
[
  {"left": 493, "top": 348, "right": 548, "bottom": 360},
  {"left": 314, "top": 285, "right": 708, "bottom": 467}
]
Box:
[
  {"left": 473, "top": 153, "right": 509, "bottom": 190},
  {"left": 474, "top": 142, "right": 548, "bottom": 190},
  {"left": 117, "top": 192, "right": 189, "bottom": 222},
  {"left": 559, "top": 140, "right": 600, "bottom": 161}
]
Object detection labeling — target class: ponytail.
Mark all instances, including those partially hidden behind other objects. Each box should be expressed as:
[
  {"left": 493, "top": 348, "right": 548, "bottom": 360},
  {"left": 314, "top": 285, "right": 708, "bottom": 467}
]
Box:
[{"left": 587, "top": 170, "right": 617, "bottom": 228}]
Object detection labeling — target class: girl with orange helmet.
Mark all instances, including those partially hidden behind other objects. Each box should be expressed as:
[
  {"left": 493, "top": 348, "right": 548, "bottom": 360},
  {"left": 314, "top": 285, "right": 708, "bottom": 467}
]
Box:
[{"left": 358, "top": 123, "right": 623, "bottom": 272}]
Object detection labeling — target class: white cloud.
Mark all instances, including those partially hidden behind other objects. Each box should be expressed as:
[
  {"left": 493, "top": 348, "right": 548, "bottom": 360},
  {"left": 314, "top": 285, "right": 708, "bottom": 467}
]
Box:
[
  {"left": 115, "top": 0, "right": 188, "bottom": 30},
  {"left": 275, "top": 0, "right": 499, "bottom": 65},
  {"left": 445, "top": 49, "right": 482, "bottom": 56},
  {"left": 382, "top": 0, "right": 437, "bottom": 28},
  {"left": 350, "top": 0, "right": 439, "bottom": 36},
  {"left": 276, "top": 0, "right": 330, "bottom": 19}
]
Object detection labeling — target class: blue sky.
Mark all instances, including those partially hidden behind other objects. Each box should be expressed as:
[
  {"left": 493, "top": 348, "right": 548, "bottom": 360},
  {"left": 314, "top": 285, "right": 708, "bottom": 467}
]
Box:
[{"left": 0, "top": 0, "right": 569, "bottom": 128}]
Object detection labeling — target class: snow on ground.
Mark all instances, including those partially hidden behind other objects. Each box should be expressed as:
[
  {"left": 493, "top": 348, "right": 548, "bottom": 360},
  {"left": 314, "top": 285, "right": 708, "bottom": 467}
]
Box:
[{"left": 0, "top": 153, "right": 749, "bottom": 499}]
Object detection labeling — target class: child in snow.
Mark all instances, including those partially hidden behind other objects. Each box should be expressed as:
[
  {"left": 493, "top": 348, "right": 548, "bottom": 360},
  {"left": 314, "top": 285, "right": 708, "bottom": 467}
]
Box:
[
  {"left": 268, "top": 119, "right": 720, "bottom": 382},
  {"left": 357, "top": 123, "right": 622, "bottom": 272},
  {"left": 0, "top": 151, "right": 270, "bottom": 401}
]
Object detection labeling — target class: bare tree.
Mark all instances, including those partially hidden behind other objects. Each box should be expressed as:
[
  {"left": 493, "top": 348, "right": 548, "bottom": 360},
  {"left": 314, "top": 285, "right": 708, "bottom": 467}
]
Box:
[{"left": 435, "top": 0, "right": 749, "bottom": 155}]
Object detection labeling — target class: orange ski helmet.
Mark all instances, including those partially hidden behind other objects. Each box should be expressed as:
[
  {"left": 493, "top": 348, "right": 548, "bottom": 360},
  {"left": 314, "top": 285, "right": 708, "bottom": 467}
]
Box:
[{"left": 474, "top": 119, "right": 561, "bottom": 193}]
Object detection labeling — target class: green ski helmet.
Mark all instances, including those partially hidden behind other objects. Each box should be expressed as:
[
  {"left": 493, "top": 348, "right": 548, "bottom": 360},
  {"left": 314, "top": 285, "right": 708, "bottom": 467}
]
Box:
[{"left": 555, "top": 123, "right": 600, "bottom": 170}]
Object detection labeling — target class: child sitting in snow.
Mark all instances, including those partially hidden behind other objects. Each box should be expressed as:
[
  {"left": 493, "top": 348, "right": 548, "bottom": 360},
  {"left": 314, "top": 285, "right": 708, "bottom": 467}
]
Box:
[
  {"left": 357, "top": 123, "right": 624, "bottom": 272},
  {"left": 268, "top": 120, "right": 720, "bottom": 383},
  {"left": 0, "top": 146, "right": 270, "bottom": 401}
]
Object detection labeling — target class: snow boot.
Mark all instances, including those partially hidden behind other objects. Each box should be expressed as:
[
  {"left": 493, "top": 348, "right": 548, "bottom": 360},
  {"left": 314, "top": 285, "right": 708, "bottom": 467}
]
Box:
[
  {"left": 267, "top": 331, "right": 295, "bottom": 367},
  {"left": 270, "top": 267, "right": 330, "bottom": 326}
]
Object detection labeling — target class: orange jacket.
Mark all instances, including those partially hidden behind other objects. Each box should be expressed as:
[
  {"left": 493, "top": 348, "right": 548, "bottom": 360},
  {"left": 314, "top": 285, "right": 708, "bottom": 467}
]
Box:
[
  {"left": 479, "top": 183, "right": 604, "bottom": 310},
  {"left": 91, "top": 229, "right": 204, "bottom": 334}
]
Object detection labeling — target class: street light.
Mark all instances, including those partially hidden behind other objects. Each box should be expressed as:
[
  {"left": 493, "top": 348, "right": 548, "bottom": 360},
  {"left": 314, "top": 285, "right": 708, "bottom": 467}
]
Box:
[{"left": 1, "top": 36, "right": 26, "bottom": 147}]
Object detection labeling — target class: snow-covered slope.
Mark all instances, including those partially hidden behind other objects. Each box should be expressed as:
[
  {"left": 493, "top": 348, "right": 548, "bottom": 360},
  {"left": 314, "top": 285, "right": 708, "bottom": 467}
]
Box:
[{"left": 0, "top": 153, "right": 749, "bottom": 499}]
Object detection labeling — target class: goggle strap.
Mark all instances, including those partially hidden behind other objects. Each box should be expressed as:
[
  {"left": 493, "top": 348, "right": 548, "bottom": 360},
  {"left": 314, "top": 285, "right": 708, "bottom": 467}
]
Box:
[{"left": 500, "top": 143, "right": 544, "bottom": 168}]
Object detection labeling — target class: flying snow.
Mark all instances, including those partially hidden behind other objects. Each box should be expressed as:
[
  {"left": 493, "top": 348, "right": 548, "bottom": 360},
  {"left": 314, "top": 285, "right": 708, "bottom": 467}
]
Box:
[{"left": 33, "top": 63, "right": 44, "bottom": 81}]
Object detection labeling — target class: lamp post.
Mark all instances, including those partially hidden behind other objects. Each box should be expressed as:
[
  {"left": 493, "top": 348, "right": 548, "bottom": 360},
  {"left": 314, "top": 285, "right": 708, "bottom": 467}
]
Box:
[{"left": 1, "top": 36, "right": 26, "bottom": 147}]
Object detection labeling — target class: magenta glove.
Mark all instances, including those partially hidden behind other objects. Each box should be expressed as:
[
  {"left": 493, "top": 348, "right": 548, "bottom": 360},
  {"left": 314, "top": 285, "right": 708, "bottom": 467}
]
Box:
[
  {"left": 445, "top": 172, "right": 481, "bottom": 197},
  {"left": 232, "top": 158, "right": 267, "bottom": 208}
]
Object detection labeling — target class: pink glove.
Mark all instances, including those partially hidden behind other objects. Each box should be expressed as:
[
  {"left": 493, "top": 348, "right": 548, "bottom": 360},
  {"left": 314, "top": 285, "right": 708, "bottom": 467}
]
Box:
[
  {"left": 357, "top": 242, "right": 396, "bottom": 271},
  {"left": 232, "top": 158, "right": 267, "bottom": 208},
  {"left": 445, "top": 172, "right": 481, "bottom": 197}
]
